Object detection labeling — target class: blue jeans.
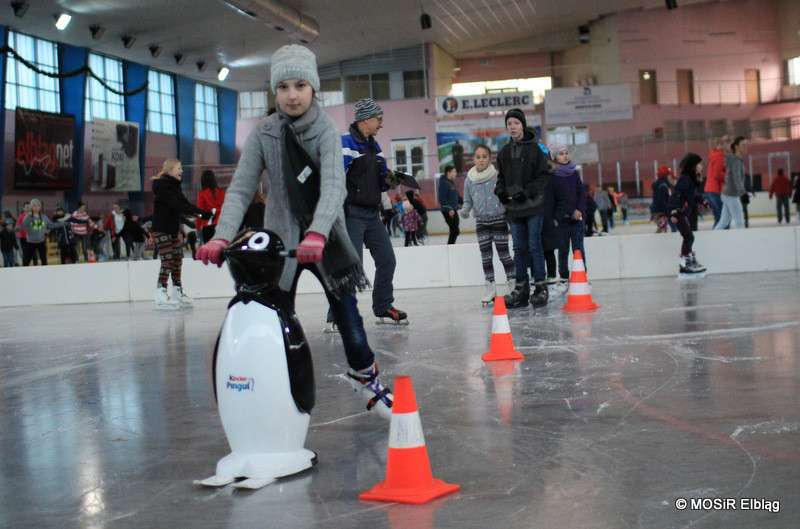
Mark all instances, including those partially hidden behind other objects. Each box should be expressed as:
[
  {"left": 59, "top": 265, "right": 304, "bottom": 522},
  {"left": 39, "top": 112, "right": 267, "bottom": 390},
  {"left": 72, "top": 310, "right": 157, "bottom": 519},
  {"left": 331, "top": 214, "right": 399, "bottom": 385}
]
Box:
[
  {"left": 508, "top": 213, "right": 545, "bottom": 281},
  {"left": 290, "top": 266, "right": 374, "bottom": 371},
  {"left": 558, "top": 219, "right": 585, "bottom": 279},
  {"left": 705, "top": 192, "right": 722, "bottom": 227},
  {"left": 345, "top": 205, "right": 397, "bottom": 315}
]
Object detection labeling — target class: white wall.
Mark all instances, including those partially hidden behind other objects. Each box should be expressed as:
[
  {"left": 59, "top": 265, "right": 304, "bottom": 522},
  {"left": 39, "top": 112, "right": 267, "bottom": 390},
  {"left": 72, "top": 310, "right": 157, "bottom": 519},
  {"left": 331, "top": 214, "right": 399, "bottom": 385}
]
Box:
[{"left": 1, "top": 225, "right": 798, "bottom": 307}]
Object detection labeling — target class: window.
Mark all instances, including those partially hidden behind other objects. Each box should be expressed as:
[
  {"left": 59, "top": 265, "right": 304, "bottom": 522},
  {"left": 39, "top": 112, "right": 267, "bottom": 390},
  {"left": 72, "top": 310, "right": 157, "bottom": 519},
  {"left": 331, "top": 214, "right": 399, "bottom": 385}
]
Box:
[
  {"left": 391, "top": 138, "right": 428, "bottom": 181},
  {"left": 403, "top": 70, "right": 427, "bottom": 99},
  {"left": 451, "top": 77, "right": 551, "bottom": 104},
  {"left": 345, "top": 74, "right": 370, "bottom": 103},
  {"left": 147, "top": 70, "right": 176, "bottom": 134},
  {"left": 195, "top": 83, "right": 219, "bottom": 141},
  {"left": 788, "top": 56, "right": 800, "bottom": 86},
  {"left": 4, "top": 31, "right": 60, "bottom": 112},
  {"left": 238, "top": 90, "right": 271, "bottom": 118},
  {"left": 545, "top": 126, "right": 589, "bottom": 146},
  {"left": 85, "top": 53, "right": 125, "bottom": 122},
  {"left": 319, "top": 78, "right": 344, "bottom": 107}
]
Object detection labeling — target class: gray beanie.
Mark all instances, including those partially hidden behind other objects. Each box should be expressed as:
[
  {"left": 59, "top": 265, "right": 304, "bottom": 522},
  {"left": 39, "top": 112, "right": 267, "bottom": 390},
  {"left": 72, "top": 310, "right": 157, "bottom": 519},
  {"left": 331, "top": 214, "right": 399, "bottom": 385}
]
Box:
[
  {"left": 354, "top": 98, "right": 383, "bottom": 122},
  {"left": 547, "top": 142, "right": 567, "bottom": 160},
  {"left": 270, "top": 45, "right": 320, "bottom": 94}
]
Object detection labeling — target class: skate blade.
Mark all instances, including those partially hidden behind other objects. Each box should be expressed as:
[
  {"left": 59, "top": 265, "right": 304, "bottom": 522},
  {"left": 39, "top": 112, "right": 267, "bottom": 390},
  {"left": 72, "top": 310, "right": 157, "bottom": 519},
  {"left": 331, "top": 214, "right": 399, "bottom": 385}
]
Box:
[
  {"left": 195, "top": 475, "right": 236, "bottom": 487},
  {"left": 375, "top": 318, "right": 409, "bottom": 326},
  {"left": 231, "top": 477, "right": 276, "bottom": 489},
  {"left": 322, "top": 327, "right": 339, "bottom": 334},
  {"left": 678, "top": 271, "right": 707, "bottom": 280}
]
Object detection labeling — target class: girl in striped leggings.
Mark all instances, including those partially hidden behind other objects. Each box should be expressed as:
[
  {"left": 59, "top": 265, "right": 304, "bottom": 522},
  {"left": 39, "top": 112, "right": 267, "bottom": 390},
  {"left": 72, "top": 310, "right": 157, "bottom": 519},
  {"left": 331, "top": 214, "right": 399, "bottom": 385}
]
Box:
[{"left": 460, "top": 145, "right": 515, "bottom": 304}]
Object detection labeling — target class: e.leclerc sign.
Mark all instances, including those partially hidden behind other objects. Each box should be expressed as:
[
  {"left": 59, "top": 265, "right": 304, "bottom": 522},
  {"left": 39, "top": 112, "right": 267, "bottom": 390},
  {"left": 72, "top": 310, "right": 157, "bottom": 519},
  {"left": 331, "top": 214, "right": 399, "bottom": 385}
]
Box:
[{"left": 436, "top": 91, "right": 535, "bottom": 117}]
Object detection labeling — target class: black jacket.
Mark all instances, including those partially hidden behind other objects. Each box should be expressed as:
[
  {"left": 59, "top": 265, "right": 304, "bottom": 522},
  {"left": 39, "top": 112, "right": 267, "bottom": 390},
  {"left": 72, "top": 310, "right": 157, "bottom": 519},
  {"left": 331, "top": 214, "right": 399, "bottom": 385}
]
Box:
[
  {"left": 494, "top": 128, "right": 550, "bottom": 218},
  {"left": 152, "top": 175, "right": 209, "bottom": 236},
  {"left": 668, "top": 171, "right": 700, "bottom": 215},
  {"left": 650, "top": 177, "right": 671, "bottom": 215},
  {"left": 343, "top": 123, "right": 387, "bottom": 208},
  {"left": 541, "top": 173, "right": 567, "bottom": 252}
]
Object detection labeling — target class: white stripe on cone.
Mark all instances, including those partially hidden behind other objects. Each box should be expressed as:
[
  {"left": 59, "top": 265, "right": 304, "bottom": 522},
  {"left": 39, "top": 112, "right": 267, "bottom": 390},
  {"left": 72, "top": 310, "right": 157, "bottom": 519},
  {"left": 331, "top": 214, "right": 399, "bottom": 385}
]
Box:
[
  {"left": 567, "top": 282, "right": 591, "bottom": 296},
  {"left": 389, "top": 411, "right": 426, "bottom": 449},
  {"left": 572, "top": 257, "right": 585, "bottom": 272},
  {"left": 492, "top": 315, "right": 511, "bottom": 334}
]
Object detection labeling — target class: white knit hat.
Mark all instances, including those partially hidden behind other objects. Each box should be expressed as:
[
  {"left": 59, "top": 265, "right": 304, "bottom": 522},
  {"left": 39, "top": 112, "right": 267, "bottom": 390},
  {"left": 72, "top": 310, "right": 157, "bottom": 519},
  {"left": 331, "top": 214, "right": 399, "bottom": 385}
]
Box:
[{"left": 270, "top": 45, "right": 320, "bottom": 93}]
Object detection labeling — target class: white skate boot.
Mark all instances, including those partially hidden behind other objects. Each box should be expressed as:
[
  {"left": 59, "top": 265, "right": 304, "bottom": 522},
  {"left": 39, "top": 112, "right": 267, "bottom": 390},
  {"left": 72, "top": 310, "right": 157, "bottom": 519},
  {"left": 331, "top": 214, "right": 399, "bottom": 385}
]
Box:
[
  {"left": 346, "top": 362, "right": 393, "bottom": 420},
  {"left": 481, "top": 281, "right": 496, "bottom": 306},
  {"left": 155, "top": 286, "right": 179, "bottom": 310},
  {"left": 172, "top": 285, "right": 193, "bottom": 306}
]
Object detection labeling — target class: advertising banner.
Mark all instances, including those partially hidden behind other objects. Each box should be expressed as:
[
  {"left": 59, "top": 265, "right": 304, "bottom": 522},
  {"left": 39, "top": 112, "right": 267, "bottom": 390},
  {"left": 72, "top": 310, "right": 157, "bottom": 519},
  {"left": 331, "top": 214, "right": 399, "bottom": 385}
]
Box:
[
  {"left": 544, "top": 84, "right": 633, "bottom": 125},
  {"left": 436, "top": 91, "right": 536, "bottom": 117},
  {"left": 91, "top": 118, "right": 141, "bottom": 191},
  {"left": 435, "top": 115, "right": 542, "bottom": 175},
  {"left": 14, "top": 108, "right": 75, "bottom": 190}
]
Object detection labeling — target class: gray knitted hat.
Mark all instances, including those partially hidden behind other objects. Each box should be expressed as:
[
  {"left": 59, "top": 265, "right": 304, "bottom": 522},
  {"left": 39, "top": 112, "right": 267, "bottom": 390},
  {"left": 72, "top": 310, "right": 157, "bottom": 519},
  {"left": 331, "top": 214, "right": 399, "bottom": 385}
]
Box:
[
  {"left": 270, "top": 45, "right": 320, "bottom": 94},
  {"left": 354, "top": 98, "right": 383, "bottom": 122},
  {"left": 547, "top": 142, "right": 567, "bottom": 160}
]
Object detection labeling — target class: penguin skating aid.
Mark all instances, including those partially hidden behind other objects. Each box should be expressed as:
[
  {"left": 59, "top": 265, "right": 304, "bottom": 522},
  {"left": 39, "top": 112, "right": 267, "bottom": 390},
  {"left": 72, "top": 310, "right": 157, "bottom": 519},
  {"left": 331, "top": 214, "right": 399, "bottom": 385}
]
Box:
[{"left": 197, "top": 230, "right": 316, "bottom": 489}]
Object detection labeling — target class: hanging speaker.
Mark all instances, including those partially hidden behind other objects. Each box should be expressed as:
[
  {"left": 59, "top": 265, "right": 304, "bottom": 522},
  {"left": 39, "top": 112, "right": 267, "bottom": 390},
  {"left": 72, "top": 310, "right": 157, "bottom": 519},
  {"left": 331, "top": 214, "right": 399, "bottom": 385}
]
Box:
[
  {"left": 579, "top": 25, "right": 590, "bottom": 44},
  {"left": 420, "top": 13, "right": 432, "bottom": 30},
  {"left": 666, "top": 0, "right": 678, "bottom": 9}
]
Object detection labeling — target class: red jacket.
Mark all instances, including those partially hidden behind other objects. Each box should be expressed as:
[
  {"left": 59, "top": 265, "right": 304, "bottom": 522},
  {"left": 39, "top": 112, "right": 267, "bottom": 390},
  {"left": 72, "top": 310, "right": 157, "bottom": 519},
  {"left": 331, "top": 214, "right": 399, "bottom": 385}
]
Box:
[
  {"left": 705, "top": 148, "right": 725, "bottom": 194},
  {"left": 769, "top": 173, "right": 792, "bottom": 198},
  {"left": 196, "top": 187, "right": 226, "bottom": 229}
]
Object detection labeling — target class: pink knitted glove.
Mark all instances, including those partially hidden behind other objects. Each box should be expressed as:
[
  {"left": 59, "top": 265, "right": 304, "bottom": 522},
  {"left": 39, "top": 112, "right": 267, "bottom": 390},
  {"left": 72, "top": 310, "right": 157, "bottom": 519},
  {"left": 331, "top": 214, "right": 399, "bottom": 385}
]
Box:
[
  {"left": 296, "top": 232, "right": 326, "bottom": 264},
  {"left": 196, "top": 239, "right": 229, "bottom": 267}
]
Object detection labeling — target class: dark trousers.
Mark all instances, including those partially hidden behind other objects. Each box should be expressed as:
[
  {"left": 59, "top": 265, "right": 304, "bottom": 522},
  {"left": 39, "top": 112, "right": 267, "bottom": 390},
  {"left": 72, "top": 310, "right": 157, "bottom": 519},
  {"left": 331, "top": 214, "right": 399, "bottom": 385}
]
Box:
[
  {"left": 674, "top": 213, "right": 694, "bottom": 256},
  {"left": 23, "top": 241, "right": 48, "bottom": 266},
  {"left": 442, "top": 210, "right": 460, "bottom": 244}
]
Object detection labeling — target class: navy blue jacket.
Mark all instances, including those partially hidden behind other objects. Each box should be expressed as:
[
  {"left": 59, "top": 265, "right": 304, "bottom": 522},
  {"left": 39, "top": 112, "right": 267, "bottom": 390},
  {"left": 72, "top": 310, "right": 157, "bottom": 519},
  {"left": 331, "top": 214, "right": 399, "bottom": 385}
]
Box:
[{"left": 341, "top": 123, "right": 388, "bottom": 208}]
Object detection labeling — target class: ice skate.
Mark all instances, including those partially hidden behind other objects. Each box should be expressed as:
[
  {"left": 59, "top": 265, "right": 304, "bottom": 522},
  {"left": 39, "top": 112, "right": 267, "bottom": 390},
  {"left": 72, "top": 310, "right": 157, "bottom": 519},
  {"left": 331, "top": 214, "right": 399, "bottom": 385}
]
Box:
[
  {"left": 678, "top": 255, "right": 706, "bottom": 279},
  {"left": 689, "top": 252, "right": 706, "bottom": 273},
  {"left": 172, "top": 285, "right": 193, "bottom": 306},
  {"left": 549, "top": 280, "right": 569, "bottom": 303},
  {"left": 155, "top": 286, "right": 179, "bottom": 310},
  {"left": 346, "top": 362, "right": 393, "bottom": 420},
  {"left": 480, "top": 281, "right": 496, "bottom": 306},
  {"left": 529, "top": 280, "right": 549, "bottom": 308},
  {"left": 375, "top": 306, "right": 409, "bottom": 326},
  {"left": 322, "top": 321, "right": 339, "bottom": 334},
  {"left": 504, "top": 277, "right": 529, "bottom": 309}
]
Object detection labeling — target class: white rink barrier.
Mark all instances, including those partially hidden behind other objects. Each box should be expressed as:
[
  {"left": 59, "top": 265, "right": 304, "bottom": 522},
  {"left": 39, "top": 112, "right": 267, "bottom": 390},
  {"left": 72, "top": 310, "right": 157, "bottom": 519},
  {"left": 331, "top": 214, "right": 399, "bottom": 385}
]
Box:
[{"left": 1, "top": 225, "right": 798, "bottom": 307}]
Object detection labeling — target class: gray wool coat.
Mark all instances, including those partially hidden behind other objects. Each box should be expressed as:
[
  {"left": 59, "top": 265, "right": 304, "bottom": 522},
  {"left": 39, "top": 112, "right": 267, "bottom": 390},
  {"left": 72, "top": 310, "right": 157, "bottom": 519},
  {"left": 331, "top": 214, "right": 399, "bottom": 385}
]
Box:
[{"left": 213, "top": 102, "right": 348, "bottom": 291}]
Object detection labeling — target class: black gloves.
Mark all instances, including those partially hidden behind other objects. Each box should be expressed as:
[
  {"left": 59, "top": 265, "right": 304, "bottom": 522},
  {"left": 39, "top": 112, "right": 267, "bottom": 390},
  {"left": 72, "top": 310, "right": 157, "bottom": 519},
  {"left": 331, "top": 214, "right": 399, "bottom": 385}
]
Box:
[
  {"left": 513, "top": 191, "right": 527, "bottom": 203},
  {"left": 198, "top": 210, "right": 214, "bottom": 220},
  {"left": 497, "top": 190, "right": 511, "bottom": 204}
]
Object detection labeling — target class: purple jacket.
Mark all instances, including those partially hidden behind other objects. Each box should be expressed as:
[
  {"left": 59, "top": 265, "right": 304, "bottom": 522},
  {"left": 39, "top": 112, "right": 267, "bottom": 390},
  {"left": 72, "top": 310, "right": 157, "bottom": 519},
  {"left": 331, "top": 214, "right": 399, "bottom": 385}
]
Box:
[{"left": 555, "top": 162, "right": 586, "bottom": 218}]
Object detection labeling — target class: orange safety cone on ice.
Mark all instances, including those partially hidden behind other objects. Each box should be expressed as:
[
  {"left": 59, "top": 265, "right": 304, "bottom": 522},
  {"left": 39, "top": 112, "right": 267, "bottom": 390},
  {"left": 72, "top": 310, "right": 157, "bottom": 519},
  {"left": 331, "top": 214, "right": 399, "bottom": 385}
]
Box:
[
  {"left": 88, "top": 250, "right": 96, "bottom": 263},
  {"left": 481, "top": 297, "right": 524, "bottom": 362},
  {"left": 560, "top": 250, "right": 600, "bottom": 312},
  {"left": 360, "top": 376, "right": 460, "bottom": 504}
]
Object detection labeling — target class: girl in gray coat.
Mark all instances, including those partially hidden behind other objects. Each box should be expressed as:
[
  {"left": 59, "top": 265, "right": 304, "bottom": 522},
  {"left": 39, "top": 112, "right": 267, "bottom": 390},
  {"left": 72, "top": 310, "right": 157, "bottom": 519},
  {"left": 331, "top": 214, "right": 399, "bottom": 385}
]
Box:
[
  {"left": 196, "top": 45, "right": 392, "bottom": 419},
  {"left": 461, "top": 144, "right": 515, "bottom": 304},
  {"left": 714, "top": 136, "right": 747, "bottom": 230}
]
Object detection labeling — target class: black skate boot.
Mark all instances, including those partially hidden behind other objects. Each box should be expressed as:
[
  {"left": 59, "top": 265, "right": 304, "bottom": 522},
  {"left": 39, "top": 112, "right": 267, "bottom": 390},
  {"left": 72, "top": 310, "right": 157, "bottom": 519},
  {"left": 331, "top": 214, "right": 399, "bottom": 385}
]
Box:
[
  {"left": 504, "top": 277, "right": 530, "bottom": 309},
  {"left": 529, "top": 280, "right": 549, "bottom": 308},
  {"left": 375, "top": 306, "right": 409, "bottom": 325}
]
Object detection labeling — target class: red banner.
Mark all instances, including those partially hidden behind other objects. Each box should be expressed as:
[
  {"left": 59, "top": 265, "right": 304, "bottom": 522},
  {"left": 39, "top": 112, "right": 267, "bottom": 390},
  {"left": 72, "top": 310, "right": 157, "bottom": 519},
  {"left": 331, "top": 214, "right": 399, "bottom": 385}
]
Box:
[{"left": 14, "top": 107, "right": 76, "bottom": 190}]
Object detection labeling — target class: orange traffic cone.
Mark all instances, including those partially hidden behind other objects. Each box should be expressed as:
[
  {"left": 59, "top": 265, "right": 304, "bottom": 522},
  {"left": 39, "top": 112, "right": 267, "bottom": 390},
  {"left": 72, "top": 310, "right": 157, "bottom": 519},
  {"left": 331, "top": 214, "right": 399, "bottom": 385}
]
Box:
[
  {"left": 482, "top": 297, "right": 524, "bottom": 362},
  {"left": 88, "top": 250, "right": 96, "bottom": 263},
  {"left": 560, "top": 250, "right": 601, "bottom": 312},
  {"left": 360, "top": 376, "right": 460, "bottom": 504}
]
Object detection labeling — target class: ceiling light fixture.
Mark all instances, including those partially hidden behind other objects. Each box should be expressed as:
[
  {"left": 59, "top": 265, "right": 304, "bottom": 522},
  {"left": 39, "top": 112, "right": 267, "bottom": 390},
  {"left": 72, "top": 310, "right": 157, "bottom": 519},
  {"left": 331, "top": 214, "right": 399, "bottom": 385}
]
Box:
[
  {"left": 149, "top": 44, "right": 162, "bottom": 58},
  {"left": 90, "top": 24, "right": 105, "bottom": 40},
  {"left": 55, "top": 13, "right": 71, "bottom": 30},
  {"left": 217, "top": 67, "right": 230, "bottom": 81},
  {"left": 121, "top": 35, "right": 136, "bottom": 49},
  {"left": 11, "top": 1, "right": 29, "bottom": 18},
  {"left": 174, "top": 53, "right": 186, "bottom": 66}
]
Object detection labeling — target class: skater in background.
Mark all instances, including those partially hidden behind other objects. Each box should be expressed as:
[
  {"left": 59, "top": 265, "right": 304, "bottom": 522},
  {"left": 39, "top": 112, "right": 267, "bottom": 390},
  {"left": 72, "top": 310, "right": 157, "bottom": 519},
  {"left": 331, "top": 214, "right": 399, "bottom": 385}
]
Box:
[
  {"left": 197, "top": 169, "right": 226, "bottom": 244},
  {"left": 150, "top": 159, "right": 212, "bottom": 309},
  {"left": 793, "top": 174, "right": 800, "bottom": 221},
  {"left": 1, "top": 220, "right": 19, "bottom": 267},
  {"left": 52, "top": 204, "right": 86, "bottom": 264},
  {"left": 15, "top": 199, "right": 72, "bottom": 266},
  {"left": 401, "top": 199, "right": 421, "bottom": 246},
  {"left": 548, "top": 142, "right": 586, "bottom": 290},
  {"left": 540, "top": 155, "right": 567, "bottom": 298},
  {"left": 460, "top": 144, "right": 515, "bottom": 304},
  {"left": 119, "top": 209, "right": 149, "bottom": 260},
  {"left": 439, "top": 165, "right": 463, "bottom": 244},
  {"left": 651, "top": 166, "right": 676, "bottom": 233},
  {"left": 494, "top": 107, "right": 551, "bottom": 309},
  {"left": 593, "top": 185, "right": 611, "bottom": 233},
  {"left": 715, "top": 136, "right": 747, "bottom": 230},
  {"left": 705, "top": 135, "right": 728, "bottom": 228},
  {"left": 584, "top": 184, "right": 598, "bottom": 237},
  {"left": 606, "top": 186, "right": 617, "bottom": 229},
  {"left": 196, "top": 44, "right": 393, "bottom": 418},
  {"left": 768, "top": 168, "right": 792, "bottom": 224},
  {"left": 240, "top": 189, "right": 266, "bottom": 231},
  {"left": 406, "top": 189, "right": 428, "bottom": 243},
  {"left": 669, "top": 153, "right": 707, "bottom": 274}
]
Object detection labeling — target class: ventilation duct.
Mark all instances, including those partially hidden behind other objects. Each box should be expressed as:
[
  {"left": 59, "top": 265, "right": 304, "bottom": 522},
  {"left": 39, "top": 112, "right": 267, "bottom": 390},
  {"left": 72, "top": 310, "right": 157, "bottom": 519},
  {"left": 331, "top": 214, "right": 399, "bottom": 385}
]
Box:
[{"left": 221, "top": 0, "right": 319, "bottom": 43}]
